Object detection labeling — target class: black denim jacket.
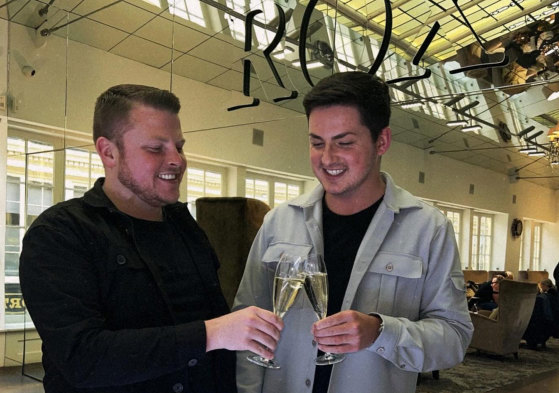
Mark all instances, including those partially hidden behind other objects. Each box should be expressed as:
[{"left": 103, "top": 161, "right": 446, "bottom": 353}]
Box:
[{"left": 20, "top": 178, "right": 235, "bottom": 393}]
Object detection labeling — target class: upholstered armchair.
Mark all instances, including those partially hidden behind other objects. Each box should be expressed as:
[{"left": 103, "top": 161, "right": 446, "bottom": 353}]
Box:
[
  {"left": 463, "top": 270, "right": 489, "bottom": 284},
  {"left": 195, "top": 197, "right": 270, "bottom": 308},
  {"left": 469, "top": 280, "right": 537, "bottom": 358}
]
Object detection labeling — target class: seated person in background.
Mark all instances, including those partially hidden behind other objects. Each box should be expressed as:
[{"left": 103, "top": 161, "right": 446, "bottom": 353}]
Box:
[
  {"left": 523, "top": 279, "right": 559, "bottom": 349},
  {"left": 466, "top": 281, "right": 479, "bottom": 299},
  {"left": 470, "top": 274, "right": 505, "bottom": 311}
]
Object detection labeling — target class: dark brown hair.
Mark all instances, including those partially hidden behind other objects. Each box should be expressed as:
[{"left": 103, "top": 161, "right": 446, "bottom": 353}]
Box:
[
  {"left": 302, "top": 72, "right": 391, "bottom": 141},
  {"left": 93, "top": 84, "right": 181, "bottom": 143}
]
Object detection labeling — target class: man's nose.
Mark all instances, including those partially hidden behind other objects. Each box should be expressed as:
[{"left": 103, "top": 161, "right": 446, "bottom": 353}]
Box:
[{"left": 321, "top": 143, "right": 336, "bottom": 164}]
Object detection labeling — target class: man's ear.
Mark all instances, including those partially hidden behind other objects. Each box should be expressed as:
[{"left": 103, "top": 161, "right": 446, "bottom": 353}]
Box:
[
  {"left": 95, "top": 137, "right": 118, "bottom": 169},
  {"left": 376, "top": 127, "right": 391, "bottom": 156}
]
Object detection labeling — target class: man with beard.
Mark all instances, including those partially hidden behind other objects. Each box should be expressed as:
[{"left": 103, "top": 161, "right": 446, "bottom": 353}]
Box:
[
  {"left": 19, "top": 84, "right": 282, "bottom": 393},
  {"left": 234, "top": 72, "right": 473, "bottom": 393}
]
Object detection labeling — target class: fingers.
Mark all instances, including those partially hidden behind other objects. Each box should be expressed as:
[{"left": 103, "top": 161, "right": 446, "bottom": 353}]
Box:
[
  {"left": 205, "top": 306, "right": 283, "bottom": 353},
  {"left": 311, "top": 311, "right": 379, "bottom": 353},
  {"left": 251, "top": 306, "right": 284, "bottom": 332}
]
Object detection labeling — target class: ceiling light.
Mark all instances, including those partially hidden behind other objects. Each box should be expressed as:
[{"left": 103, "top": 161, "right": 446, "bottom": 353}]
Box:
[
  {"left": 447, "top": 120, "right": 468, "bottom": 127},
  {"left": 528, "top": 150, "right": 546, "bottom": 157},
  {"left": 291, "top": 59, "right": 323, "bottom": 69},
  {"left": 272, "top": 46, "right": 295, "bottom": 59},
  {"left": 519, "top": 147, "right": 537, "bottom": 153},
  {"left": 462, "top": 125, "right": 482, "bottom": 132},
  {"left": 401, "top": 101, "right": 424, "bottom": 109}
]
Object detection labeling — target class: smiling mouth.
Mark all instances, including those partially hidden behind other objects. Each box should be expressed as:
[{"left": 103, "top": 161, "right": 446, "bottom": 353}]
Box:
[
  {"left": 324, "top": 168, "right": 344, "bottom": 176},
  {"left": 158, "top": 173, "right": 179, "bottom": 180}
]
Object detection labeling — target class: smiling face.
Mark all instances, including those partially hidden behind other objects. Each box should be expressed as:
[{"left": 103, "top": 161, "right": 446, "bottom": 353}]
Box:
[
  {"left": 98, "top": 104, "right": 186, "bottom": 220},
  {"left": 309, "top": 104, "right": 390, "bottom": 214}
]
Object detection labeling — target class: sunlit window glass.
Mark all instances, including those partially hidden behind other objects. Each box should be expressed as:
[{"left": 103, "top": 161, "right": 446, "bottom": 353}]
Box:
[
  {"left": 64, "top": 148, "right": 105, "bottom": 200},
  {"left": 186, "top": 167, "right": 223, "bottom": 216},
  {"left": 472, "top": 213, "right": 492, "bottom": 270},
  {"left": 245, "top": 177, "right": 269, "bottom": 205},
  {"left": 168, "top": 0, "right": 206, "bottom": 27}
]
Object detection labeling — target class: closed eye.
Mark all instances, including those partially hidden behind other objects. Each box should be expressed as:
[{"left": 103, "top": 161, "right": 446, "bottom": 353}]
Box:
[{"left": 145, "top": 146, "right": 162, "bottom": 153}]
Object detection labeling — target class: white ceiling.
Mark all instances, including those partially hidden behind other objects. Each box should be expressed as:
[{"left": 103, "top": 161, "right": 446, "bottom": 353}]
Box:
[{"left": 2, "top": 0, "right": 559, "bottom": 189}]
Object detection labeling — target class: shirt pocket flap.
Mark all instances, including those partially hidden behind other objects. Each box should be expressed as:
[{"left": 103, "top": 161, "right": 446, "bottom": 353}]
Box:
[
  {"left": 450, "top": 272, "right": 467, "bottom": 292},
  {"left": 368, "top": 251, "right": 423, "bottom": 279},
  {"left": 262, "top": 242, "right": 312, "bottom": 264}
]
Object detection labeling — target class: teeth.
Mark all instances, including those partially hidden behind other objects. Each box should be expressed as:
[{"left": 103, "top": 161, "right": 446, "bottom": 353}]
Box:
[
  {"left": 159, "top": 174, "right": 177, "bottom": 180},
  {"left": 325, "top": 169, "right": 343, "bottom": 176}
]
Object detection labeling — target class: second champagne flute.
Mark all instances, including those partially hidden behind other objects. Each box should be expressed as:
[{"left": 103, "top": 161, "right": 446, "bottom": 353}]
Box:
[
  {"left": 303, "top": 254, "right": 346, "bottom": 366},
  {"left": 246, "top": 253, "right": 304, "bottom": 369}
]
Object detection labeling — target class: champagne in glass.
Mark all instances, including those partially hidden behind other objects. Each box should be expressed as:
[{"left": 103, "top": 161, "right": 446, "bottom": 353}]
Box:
[
  {"left": 274, "top": 275, "right": 304, "bottom": 318},
  {"left": 303, "top": 255, "right": 346, "bottom": 366},
  {"left": 247, "top": 253, "right": 304, "bottom": 369}
]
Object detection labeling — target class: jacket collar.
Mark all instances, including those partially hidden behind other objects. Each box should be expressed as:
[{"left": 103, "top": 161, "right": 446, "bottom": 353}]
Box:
[
  {"left": 288, "top": 172, "right": 422, "bottom": 213},
  {"left": 83, "top": 178, "right": 116, "bottom": 209}
]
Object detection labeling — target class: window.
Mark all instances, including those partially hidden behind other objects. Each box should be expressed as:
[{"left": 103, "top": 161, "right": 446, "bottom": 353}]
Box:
[
  {"left": 186, "top": 167, "right": 223, "bottom": 216},
  {"left": 247, "top": 174, "right": 303, "bottom": 208},
  {"left": 532, "top": 223, "right": 542, "bottom": 270},
  {"left": 438, "top": 207, "right": 461, "bottom": 245},
  {"left": 273, "top": 182, "right": 300, "bottom": 206},
  {"left": 64, "top": 148, "right": 103, "bottom": 200},
  {"left": 5, "top": 138, "right": 54, "bottom": 327},
  {"left": 246, "top": 178, "right": 269, "bottom": 205},
  {"left": 519, "top": 230, "right": 526, "bottom": 271},
  {"left": 224, "top": 0, "right": 246, "bottom": 42},
  {"left": 169, "top": 0, "right": 206, "bottom": 27},
  {"left": 471, "top": 213, "right": 493, "bottom": 270}
]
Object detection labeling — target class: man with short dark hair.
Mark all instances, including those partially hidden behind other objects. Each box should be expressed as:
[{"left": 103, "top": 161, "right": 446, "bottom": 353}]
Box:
[
  {"left": 234, "top": 72, "right": 473, "bottom": 393},
  {"left": 20, "top": 84, "right": 283, "bottom": 393}
]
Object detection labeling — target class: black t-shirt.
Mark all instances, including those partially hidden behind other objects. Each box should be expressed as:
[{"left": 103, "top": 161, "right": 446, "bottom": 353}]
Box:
[
  {"left": 131, "top": 217, "right": 218, "bottom": 392},
  {"left": 313, "top": 196, "right": 383, "bottom": 393}
]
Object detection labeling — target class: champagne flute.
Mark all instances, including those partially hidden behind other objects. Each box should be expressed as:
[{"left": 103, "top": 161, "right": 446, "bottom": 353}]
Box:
[
  {"left": 303, "top": 255, "right": 346, "bottom": 365},
  {"left": 247, "top": 253, "right": 304, "bottom": 369}
]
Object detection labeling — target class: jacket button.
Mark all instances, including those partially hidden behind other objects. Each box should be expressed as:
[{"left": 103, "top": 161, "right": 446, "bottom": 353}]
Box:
[
  {"left": 172, "top": 383, "right": 184, "bottom": 393},
  {"left": 116, "top": 255, "right": 126, "bottom": 265},
  {"left": 188, "top": 358, "right": 198, "bottom": 367},
  {"left": 305, "top": 379, "right": 311, "bottom": 387},
  {"left": 386, "top": 263, "right": 393, "bottom": 272},
  {"left": 312, "top": 340, "right": 317, "bottom": 347}
]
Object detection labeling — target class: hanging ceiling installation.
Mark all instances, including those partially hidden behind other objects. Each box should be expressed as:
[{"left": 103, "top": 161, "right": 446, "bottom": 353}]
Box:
[{"left": 1, "top": 0, "right": 559, "bottom": 189}]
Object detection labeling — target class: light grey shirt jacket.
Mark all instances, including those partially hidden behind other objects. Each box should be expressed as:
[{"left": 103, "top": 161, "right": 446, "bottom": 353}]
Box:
[{"left": 233, "top": 172, "right": 473, "bottom": 393}]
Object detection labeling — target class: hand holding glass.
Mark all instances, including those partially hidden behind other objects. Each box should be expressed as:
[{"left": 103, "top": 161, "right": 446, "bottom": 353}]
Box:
[
  {"left": 246, "top": 253, "right": 304, "bottom": 369},
  {"left": 303, "top": 255, "right": 346, "bottom": 365}
]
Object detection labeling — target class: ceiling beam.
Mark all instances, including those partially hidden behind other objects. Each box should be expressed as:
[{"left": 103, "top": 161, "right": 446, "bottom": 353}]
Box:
[{"left": 397, "top": 0, "right": 486, "bottom": 40}]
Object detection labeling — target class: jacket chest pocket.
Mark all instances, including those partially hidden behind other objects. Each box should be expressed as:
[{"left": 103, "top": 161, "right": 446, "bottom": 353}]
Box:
[
  {"left": 261, "top": 242, "right": 313, "bottom": 273},
  {"left": 356, "top": 251, "right": 424, "bottom": 319},
  {"left": 261, "top": 242, "right": 313, "bottom": 311}
]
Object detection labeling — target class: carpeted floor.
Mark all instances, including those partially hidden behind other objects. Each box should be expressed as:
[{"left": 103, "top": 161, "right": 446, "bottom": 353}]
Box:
[{"left": 416, "top": 339, "right": 559, "bottom": 393}]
